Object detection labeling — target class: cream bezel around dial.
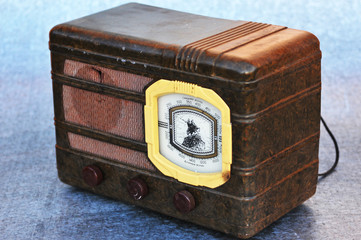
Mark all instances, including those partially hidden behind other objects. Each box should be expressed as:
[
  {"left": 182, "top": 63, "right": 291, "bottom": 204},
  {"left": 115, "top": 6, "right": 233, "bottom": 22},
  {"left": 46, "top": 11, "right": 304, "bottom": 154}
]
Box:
[{"left": 144, "top": 79, "right": 232, "bottom": 188}]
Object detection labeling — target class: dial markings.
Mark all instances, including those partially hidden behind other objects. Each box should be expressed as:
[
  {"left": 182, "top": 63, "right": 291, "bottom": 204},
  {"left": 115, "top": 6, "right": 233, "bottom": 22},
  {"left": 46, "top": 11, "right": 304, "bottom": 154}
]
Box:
[
  {"left": 158, "top": 93, "right": 223, "bottom": 173},
  {"left": 158, "top": 121, "right": 168, "bottom": 128}
]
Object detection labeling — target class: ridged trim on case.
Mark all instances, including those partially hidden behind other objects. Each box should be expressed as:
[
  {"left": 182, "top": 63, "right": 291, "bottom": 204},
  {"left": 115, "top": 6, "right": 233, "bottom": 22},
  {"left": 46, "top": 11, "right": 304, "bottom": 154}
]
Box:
[{"left": 175, "top": 22, "right": 287, "bottom": 72}]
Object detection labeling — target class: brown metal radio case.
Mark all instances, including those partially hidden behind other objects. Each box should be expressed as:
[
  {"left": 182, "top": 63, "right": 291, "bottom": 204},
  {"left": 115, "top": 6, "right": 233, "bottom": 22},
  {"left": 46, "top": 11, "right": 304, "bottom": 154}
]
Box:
[{"left": 49, "top": 3, "right": 321, "bottom": 239}]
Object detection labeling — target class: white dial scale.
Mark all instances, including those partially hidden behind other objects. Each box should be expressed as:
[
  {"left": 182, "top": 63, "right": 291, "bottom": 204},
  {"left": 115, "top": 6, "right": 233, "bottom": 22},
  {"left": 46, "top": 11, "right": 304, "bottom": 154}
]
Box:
[{"left": 158, "top": 93, "right": 223, "bottom": 173}]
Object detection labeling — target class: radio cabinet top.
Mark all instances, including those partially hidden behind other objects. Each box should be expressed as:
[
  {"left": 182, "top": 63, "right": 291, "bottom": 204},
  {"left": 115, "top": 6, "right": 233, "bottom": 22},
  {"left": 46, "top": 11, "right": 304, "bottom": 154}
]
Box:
[{"left": 49, "top": 3, "right": 320, "bottom": 86}]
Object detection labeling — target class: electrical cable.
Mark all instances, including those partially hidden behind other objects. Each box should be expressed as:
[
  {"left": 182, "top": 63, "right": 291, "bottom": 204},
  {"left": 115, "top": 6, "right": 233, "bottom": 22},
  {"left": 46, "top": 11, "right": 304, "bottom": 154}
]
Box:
[{"left": 318, "top": 116, "right": 340, "bottom": 177}]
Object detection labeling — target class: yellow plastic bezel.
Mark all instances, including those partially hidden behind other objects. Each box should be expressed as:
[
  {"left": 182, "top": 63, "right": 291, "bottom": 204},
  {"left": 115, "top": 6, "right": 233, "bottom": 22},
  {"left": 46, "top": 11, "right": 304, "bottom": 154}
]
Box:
[{"left": 144, "top": 80, "right": 232, "bottom": 188}]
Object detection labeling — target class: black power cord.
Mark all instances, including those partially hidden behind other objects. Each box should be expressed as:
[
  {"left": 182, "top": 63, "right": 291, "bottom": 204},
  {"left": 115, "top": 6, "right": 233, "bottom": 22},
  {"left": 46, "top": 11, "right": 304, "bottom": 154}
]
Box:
[{"left": 318, "top": 116, "right": 340, "bottom": 177}]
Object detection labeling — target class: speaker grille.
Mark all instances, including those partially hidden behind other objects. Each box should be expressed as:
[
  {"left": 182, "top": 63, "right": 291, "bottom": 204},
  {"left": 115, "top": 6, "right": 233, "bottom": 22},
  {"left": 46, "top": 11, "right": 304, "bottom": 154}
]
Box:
[
  {"left": 63, "top": 85, "right": 144, "bottom": 141},
  {"left": 64, "top": 59, "right": 152, "bottom": 91},
  {"left": 63, "top": 60, "right": 154, "bottom": 170},
  {"left": 68, "top": 133, "right": 155, "bottom": 170}
]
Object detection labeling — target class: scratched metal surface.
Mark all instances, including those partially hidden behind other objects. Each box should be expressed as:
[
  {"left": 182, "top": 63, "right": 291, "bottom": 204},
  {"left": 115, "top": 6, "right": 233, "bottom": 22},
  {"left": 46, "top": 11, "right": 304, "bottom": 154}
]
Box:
[{"left": 0, "top": 0, "right": 360, "bottom": 239}]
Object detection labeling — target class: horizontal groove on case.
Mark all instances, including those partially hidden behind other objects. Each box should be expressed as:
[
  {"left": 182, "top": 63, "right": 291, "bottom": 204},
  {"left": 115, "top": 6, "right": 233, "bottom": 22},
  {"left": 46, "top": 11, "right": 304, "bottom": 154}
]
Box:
[
  {"left": 231, "top": 131, "right": 320, "bottom": 174},
  {"left": 55, "top": 120, "right": 147, "bottom": 152},
  {"left": 231, "top": 82, "right": 321, "bottom": 122},
  {"left": 53, "top": 73, "right": 145, "bottom": 103},
  {"left": 68, "top": 133, "right": 155, "bottom": 171}
]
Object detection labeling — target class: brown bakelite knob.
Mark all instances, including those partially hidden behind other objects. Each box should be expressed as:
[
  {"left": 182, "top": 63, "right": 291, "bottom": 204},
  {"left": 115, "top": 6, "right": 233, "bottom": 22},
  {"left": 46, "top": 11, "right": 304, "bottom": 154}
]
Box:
[
  {"left": 127, "top": 177, "right": 149, "bottom": 200},
  {"left": 173, "top": 190, "right": 195, "bottom": 213},
  {"left": 82, "top": 165, "right": 103, "bottom": 187}
]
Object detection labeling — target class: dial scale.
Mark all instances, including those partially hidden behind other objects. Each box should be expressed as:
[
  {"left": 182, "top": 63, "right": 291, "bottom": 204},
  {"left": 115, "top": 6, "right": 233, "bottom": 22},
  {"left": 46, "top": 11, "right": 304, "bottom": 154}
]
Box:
[{"left": 144, "top": 80, "right": 232, "bottom": 188}]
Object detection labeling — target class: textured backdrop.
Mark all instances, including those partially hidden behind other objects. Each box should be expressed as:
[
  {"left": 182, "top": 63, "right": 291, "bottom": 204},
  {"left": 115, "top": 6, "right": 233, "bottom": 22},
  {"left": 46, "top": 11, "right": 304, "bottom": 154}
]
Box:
[{"left": 0, "top": 0, "right": 360, "bottom": 239}]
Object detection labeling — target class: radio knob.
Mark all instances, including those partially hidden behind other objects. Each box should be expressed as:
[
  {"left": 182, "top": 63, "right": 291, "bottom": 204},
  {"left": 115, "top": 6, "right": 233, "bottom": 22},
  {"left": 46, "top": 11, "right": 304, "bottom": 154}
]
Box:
[
  {"left": 82, "top": 165, "right": 103, "bottom": 187},
  {"left": 173, "top": 190, "right": 195, "bottom": 213},
  {"left": 127, "top": 177, "right": 149, "bottom": 200}
]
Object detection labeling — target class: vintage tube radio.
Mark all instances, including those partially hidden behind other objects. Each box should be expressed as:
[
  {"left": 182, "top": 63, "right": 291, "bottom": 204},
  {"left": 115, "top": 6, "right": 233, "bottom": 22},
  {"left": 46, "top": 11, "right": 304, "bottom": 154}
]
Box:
[{"left": 49, "top": 3, "right": 321, "bottom": 238}]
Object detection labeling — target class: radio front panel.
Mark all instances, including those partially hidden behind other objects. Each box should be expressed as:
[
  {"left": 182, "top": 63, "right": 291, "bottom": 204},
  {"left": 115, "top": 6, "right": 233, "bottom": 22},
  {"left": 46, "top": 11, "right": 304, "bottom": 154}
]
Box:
[{"left": 50, "top": 4, "right": 321, "bottom": 237}]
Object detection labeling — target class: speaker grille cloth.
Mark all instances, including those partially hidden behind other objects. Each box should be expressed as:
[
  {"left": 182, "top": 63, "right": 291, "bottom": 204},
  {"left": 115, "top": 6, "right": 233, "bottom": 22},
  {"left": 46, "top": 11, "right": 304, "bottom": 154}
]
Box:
[
  {"left": 68, "top": 133, "right": 155, "bottom": 171},
  {"left": 63, "top": 60, "right": 153, "bottom": 170},
  {"left": 63, "top": 86, "right": 144, "bottom": 141},
  {"left": 63, "top": 60, "right": 153, "bottom": 141},
  {"left": 64, "top": 59, "right": 152, "bottom": 92}
]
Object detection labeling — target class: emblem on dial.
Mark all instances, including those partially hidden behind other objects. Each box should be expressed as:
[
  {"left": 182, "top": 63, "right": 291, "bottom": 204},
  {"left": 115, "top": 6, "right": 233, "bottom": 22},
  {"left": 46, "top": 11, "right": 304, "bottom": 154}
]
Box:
[
  {"left": 169, "top": 105, "right": 217, "bottom": 158},
  {"left": 144, "top": 80, "right": 232, "bottom": 188}
]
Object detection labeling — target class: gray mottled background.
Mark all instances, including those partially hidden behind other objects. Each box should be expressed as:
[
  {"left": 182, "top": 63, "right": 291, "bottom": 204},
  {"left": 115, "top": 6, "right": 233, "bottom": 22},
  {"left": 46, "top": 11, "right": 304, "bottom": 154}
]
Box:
[{"left": 0, "top": 0, "right": 360, "bottom": 239}]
